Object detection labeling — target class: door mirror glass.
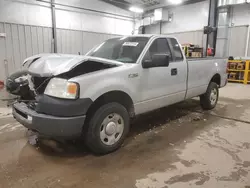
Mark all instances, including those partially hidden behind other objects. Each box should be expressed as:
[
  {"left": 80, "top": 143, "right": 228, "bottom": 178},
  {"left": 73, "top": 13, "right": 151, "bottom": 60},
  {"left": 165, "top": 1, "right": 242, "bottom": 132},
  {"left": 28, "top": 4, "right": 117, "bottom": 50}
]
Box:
[{"left": 142, "top": 54, "right": 170, "bottom": 68}]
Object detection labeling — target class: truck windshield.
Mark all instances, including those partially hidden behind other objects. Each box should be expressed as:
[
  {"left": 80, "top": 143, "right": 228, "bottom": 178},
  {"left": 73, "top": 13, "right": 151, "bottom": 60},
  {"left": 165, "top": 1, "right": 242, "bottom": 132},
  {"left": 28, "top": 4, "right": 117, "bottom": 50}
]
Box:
[{"left": 88, "top": 37, "right": 150, "bottom": 64}]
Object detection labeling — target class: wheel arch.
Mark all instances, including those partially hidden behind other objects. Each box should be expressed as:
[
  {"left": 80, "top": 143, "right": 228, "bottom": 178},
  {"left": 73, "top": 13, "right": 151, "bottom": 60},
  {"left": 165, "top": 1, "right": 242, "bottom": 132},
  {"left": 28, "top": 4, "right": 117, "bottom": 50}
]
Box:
[
  {"left": 210, "top": 73, "right": 221, "bottom": 87},
  {"left": 86, "top": 90, "right": 135, "bottom": 121}
]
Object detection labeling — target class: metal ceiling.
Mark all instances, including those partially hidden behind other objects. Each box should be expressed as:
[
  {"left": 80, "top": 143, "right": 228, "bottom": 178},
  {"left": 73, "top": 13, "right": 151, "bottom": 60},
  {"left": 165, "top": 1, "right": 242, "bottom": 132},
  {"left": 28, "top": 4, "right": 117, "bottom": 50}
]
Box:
[
  {"left": 100, "top": 0, "right": 160, "bottom": 10},
  {"left": 125, "top": 0, "right": 161, "bottom": 7},
  {"left": 100, "top": 0, "right": 207, "bottom": 11}
]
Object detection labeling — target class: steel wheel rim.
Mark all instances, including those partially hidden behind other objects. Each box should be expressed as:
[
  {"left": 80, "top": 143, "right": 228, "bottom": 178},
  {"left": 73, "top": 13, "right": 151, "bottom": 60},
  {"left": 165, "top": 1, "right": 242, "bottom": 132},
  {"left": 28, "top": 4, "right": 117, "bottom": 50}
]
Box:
[
  {"left": 100, "top": 113, "right": 124, "bottom": 146},
  {"left": 210, "top": 88, "right": 217, "bottom": 105}
]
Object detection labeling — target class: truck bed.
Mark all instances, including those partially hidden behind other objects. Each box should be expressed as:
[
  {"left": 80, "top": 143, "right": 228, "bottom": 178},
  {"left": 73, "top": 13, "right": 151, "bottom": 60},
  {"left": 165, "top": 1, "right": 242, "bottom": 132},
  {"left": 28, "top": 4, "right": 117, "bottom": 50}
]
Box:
[
  {"left": 185, "top": 57, "right": 227, "bottom": 99},
  {"left": 187, "top": 57, "right": 226, "bottom": 61}
]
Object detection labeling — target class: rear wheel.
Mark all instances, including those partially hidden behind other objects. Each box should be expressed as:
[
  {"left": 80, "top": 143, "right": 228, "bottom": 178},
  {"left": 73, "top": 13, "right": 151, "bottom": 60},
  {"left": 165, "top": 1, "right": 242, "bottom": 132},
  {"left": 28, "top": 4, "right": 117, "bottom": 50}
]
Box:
[
  {"left": 84, "top": 102, "right": 130, "bottom": 154},
  {"left": 200, "top": 82, "right": 219, "bottom": 110}
]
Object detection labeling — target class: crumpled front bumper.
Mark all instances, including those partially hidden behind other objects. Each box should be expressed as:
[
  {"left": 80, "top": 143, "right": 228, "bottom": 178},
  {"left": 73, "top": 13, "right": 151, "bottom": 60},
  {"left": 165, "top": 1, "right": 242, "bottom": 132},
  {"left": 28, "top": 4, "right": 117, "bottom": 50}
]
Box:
[{"left": 13, "top": 102, "right": 86, "bottom": 138}]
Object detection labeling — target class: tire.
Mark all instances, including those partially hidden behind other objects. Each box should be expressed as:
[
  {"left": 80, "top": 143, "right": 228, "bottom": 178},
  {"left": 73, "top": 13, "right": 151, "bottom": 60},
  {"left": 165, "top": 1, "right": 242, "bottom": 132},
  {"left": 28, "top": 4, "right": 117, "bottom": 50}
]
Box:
[
  {"left": 84, "top": 102, "right": 130, "bottom": 155},
  {"left": 200, "top": 82, "right": 219, "bottom": 110}
]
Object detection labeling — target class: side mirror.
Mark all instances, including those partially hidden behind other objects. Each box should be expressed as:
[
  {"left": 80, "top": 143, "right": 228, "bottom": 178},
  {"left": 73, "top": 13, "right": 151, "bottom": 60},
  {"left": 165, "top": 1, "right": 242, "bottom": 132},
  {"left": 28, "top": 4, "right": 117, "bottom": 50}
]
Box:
[{"left": 142, "top": 54, "right": 170, "bottom": 69}]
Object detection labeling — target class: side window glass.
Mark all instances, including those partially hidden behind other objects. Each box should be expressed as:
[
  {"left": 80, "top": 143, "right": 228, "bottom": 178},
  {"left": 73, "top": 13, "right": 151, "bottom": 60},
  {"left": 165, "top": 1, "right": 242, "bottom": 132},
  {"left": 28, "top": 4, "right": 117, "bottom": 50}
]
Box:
[
  {"left": 169, "top": 38, "right": 183, "bottom": 61},
  {"left": 144, "top": 38, "right": 172, "bottom": 62}
]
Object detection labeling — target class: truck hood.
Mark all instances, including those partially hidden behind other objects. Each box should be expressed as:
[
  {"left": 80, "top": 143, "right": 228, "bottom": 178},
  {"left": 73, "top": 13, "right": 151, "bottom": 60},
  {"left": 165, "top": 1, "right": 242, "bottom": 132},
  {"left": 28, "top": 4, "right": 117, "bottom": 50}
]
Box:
[{"left": 23, "top": 53, "right": 124, "bottom": 77}]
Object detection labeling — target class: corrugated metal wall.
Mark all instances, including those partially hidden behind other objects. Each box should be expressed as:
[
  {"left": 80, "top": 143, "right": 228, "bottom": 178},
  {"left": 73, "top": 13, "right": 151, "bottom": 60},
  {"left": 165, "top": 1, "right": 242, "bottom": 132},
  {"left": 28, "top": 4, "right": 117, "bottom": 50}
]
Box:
[
  {"left": 248, "top": 31, "right": 250, "bottom": 57},
  {"left": 170, "top": 28, "right": 250, "bottom": 57},
  {"left": 166, "top": 30, "right": 206, "bottom": 48},
  {"left": 56, "top": 29, "right": 118, "bottom": 55},
  {"left": 145, "top": 24, "right": 250, "bottom": 58},
  {"left": 0, "top": 22, "right": 119, "bottom": 81},
  {"left": 145, "top": 24, "right": 161, "bottom": 34},
  {"left": 144, "top": 25, "right": 206, "bottom": 48},
  {"left": 0, "top": 22, "right": 52, "bottom": 81},
  {"left": 1, "top": 22, "right": 250, "bottom": 81},
  {"left": 228, "top": 26, "right": 248, "bottom": 57}
]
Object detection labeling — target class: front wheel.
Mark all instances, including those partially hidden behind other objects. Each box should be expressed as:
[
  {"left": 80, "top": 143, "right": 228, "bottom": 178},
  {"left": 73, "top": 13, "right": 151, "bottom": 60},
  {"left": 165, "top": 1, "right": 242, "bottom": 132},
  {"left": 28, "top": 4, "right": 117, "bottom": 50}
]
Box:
[
  {"left": 200, "top": 82, "right": 219, "bottom": 110},
  {"left": 84, "top": 102, "right": 130, "bottom": 155}
]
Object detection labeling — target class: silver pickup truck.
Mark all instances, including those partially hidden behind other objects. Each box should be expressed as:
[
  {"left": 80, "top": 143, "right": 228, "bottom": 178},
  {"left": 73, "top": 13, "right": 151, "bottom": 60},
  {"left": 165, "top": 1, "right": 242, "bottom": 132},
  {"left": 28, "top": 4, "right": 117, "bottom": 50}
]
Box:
[{"left": 8, "top": 34, "right": 227, "bottom": 154}]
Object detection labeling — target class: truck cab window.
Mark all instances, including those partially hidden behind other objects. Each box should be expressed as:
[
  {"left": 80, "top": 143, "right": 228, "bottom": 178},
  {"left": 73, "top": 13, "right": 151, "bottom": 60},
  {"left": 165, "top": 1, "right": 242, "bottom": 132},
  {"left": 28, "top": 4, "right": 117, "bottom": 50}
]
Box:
[
  {"left": 88, "top": 37, "right": 149, "bottom": 64},
  {"left": 144, "top": 38, "right": 172, "bottom": 62},
  {"left": 168, "top": 38, "right": 183, "bottom": 61}
]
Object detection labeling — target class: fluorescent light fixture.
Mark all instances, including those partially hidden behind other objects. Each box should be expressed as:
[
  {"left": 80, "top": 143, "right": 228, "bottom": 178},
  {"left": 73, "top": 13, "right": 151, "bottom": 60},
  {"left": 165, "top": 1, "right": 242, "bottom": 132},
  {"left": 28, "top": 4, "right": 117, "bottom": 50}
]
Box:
[
  {"left": 168, "top": 0, "right": 182, "bottom": 5},
  {"left": 154, "top": 8, "right": 163, "bottom": 21},
  {"left": 129, "top": 6, "right": 144, "bottom": 13}
]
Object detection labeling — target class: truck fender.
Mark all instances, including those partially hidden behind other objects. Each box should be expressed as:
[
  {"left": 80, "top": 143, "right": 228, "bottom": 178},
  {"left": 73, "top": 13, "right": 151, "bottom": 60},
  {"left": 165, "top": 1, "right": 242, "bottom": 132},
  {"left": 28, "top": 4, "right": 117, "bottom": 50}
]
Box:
[{"left": 80, "top": 78, "right": 136, "bottom": 103}]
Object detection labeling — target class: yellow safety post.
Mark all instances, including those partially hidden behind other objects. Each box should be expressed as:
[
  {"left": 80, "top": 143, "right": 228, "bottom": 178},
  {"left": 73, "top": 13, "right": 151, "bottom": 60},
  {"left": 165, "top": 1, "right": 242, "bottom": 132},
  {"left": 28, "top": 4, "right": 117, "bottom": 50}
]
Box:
[
  {"left": 244, "top": 60, "right": 250, "bottom": 84},
  {"left": 183, "top": 46, "right": 189, "bottom": 57}
]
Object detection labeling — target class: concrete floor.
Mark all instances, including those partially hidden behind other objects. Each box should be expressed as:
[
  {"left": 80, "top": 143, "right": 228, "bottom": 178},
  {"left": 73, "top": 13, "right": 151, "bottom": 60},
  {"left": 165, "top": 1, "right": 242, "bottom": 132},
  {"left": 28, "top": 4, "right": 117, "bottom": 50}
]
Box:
[{"left": 1, "top": 83, "right": 250, "bottom": 188}]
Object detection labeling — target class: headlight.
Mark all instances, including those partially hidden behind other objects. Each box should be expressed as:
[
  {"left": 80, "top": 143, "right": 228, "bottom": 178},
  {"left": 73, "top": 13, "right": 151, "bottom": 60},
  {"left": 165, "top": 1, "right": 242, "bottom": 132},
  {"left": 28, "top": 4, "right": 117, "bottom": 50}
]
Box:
[{"left": 44, "top": 78, "right": 79, "bottom": 99}]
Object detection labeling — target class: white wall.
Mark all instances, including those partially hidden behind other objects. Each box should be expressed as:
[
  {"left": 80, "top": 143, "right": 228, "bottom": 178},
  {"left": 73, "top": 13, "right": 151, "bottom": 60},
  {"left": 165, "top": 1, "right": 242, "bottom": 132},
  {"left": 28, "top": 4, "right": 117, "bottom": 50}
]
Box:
[
  {"left": 142, "top": 0, "right": 250, "bottom": 35},
  {"left": 0, "top": 0, "right": 134, "bottom": 35},
  {"left": 55, "top": 0, "right": 131, "bottom": 16},
  {"left": 142, "top": 1, "right": 209, "bottom": 47},
  {"left": 0, "top": 0, "right": 52, "bottom": 27},
  {"left": 231, "top": 3, "right": 250, "bottom": 26},
  {"left": 142, "top": 1, "right": 209, "bottom": 34},
  {"left": 161, "top": 1, "right": 209, "bottom": 33},
  {"left": 142, "top": 0, "right": 250, "bottom": 34},
  {"left": 142, "top": 0, "right": 250, "bottom": 57},
  {"left": 55, "top": 7, "right": 133, "bottom": 35},
  {"left": 55, "top": 0, "right": 134, "bottom": 35}
]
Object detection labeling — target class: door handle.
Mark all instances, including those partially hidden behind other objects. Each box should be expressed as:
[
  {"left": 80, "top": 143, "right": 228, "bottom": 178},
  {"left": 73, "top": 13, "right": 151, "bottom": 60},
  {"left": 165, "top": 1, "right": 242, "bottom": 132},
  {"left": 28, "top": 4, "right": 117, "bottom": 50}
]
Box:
[{"left": 171, "top": 68, "right": 178, "bottom": 76}]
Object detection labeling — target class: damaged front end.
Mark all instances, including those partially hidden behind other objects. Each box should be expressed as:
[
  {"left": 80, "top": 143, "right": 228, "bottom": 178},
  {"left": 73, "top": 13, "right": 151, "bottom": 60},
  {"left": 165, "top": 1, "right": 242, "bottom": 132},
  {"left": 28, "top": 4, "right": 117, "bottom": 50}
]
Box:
[
  {"left": 6, "top": 54, "right": 120, "bottom": 101},
  {"left": 6, "top": 70, "right": 50, "bottom": 101},
  {"left": 8, "top": 54, "right": 121, "bottom": 138}
]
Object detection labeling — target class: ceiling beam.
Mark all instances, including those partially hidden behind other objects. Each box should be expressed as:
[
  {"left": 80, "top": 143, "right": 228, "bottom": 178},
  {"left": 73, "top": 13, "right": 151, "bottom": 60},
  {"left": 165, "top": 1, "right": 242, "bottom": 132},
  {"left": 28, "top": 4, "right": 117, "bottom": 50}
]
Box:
[
  {"left": 100, "top": 0, "right": 207, "bottom": 15},
  {"left": 100, "top": 0, "right": 131, "bottom": 11},
  {"left": 145, "top": 0, "right": 207, "bottom": 11}
]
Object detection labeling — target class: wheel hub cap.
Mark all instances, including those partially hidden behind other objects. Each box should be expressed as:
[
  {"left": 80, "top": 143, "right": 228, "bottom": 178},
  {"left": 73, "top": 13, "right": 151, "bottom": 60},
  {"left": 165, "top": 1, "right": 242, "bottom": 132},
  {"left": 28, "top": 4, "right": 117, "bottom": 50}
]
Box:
[
  {"left": 105, "top": 122, "right": 116, "bottom": 135},
  {"left": 100, "top": 113, "right": 125, "bottom": 146}
]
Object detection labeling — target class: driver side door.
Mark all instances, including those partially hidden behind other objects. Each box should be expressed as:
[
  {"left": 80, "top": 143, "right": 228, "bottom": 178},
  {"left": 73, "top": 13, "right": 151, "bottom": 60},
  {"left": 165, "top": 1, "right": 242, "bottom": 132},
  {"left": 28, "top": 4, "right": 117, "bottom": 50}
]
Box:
[{"left": 135, "top": 37, "right": 186, "bottom": 114}]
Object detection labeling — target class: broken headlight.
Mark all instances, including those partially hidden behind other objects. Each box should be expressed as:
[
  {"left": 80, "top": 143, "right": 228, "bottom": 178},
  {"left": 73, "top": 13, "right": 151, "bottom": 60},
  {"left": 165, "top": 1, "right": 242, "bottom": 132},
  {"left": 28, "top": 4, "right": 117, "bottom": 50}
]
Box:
[{"left": 44, "top": 78, "right": 79, "bottom": 99}]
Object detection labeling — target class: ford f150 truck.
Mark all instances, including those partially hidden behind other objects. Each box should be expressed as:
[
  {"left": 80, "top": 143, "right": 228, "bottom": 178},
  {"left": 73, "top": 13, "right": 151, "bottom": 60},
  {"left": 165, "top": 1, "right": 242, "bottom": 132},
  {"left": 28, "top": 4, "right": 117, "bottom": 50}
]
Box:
[{"left": 7, "top": 35, "right": 227, "bottom": 154}]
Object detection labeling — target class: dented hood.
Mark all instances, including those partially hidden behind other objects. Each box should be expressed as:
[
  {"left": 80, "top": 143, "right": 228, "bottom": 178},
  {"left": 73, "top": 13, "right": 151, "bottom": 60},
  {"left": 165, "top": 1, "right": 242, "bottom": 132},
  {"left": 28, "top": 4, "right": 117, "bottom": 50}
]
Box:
[{"left": 23, "top": 53, "right": 123, "bottom": 77}]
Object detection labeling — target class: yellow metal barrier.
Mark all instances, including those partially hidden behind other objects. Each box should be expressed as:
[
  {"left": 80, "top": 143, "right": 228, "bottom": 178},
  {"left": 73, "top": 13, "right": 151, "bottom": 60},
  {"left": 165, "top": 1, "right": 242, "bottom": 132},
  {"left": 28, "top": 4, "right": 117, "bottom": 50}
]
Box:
[{"left": 228, "top": 60, "right": 250, "bottom": 84}]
